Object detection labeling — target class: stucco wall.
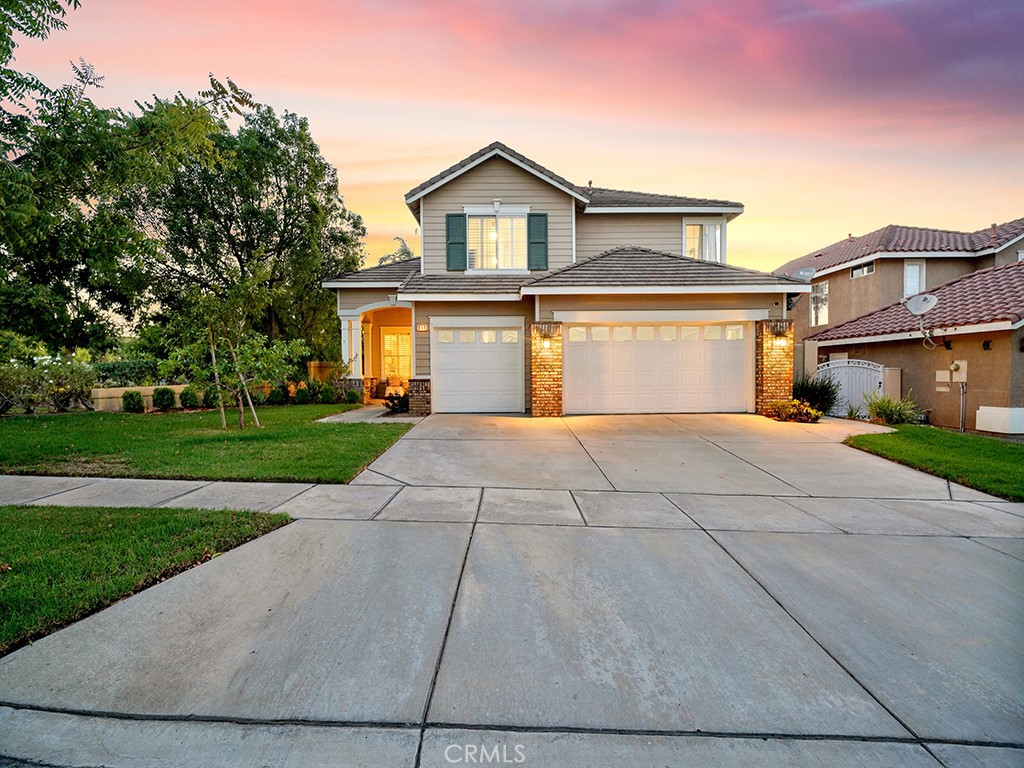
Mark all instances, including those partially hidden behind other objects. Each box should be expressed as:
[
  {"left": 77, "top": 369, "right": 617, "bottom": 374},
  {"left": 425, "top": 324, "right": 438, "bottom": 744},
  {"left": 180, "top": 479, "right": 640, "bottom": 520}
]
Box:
[{"left": 419, "top": 157, "right": 574, "bottom": 274}]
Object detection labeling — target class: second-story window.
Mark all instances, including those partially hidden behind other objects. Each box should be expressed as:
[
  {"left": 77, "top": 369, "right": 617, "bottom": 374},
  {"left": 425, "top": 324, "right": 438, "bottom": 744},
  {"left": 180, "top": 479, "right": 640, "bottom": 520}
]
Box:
[
  {"left": 467, "top": 215, "right": 527, "bottom": 270},
  {"left": 685, "top": 221, "right": 724, "bottom": 263},
  {"left": 810, "top": 280, "right": 829, "bottom": 326}
]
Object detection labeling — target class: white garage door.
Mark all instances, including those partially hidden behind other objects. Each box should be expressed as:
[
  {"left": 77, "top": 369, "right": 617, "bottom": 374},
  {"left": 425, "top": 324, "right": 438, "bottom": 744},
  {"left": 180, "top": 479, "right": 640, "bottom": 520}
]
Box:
[
  {"left": 562, "top": 323, "right": 753, "bottom": 414},
  {"left": 432, "top": 326, "right": 524, "bottom": 413}
]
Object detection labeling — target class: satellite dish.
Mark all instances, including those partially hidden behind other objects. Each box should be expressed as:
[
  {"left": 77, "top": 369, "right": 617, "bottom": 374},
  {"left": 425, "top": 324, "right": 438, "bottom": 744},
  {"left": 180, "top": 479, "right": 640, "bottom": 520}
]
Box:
[
  {"left": 792, "top": 267, "right": 816, "bottom": 282},
  {"left": 905, "top": 294, "right": 939, "bottom": 316}
]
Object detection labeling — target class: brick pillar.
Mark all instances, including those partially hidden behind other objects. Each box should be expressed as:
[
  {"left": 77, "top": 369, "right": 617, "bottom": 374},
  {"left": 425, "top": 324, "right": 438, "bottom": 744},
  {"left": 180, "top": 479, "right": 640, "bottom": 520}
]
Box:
[
  {"left": 531, "top": 322, "right": 563, "bottom": 417},
  {"left": 408, "top": 377, "right": 431, "bottom": 417},
  {"left": 755, "top": 319, "right": 795, "bottom": 414},
  {"left": 362, "top": 376, "right": 378, "bottom": 405}
]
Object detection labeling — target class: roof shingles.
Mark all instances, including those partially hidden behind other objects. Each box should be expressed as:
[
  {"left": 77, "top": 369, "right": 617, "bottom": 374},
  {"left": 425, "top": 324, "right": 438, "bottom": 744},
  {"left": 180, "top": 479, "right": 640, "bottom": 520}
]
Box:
[
  {"left": 807, "top": 261, "right": 1024, "bottom": 342},
  {"left": 325, "top": 257, "right": 419, "bottom": 284}
]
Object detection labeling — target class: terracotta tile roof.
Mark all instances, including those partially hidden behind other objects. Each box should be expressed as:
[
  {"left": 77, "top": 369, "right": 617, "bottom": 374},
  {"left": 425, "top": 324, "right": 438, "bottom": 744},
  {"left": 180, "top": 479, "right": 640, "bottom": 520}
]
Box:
[
  {"left": 807, "top": 261, "right": 1024, "bottom": 342},
  {"left": 528, "top": 246, "right": 803, "bottom": 288},
  {"left": 398, "top": 274, "right": 534, "bottom": 294},
  {"left": 776, "top": 217, "right": 1024, "bottom": 276},
  {"left": 324, "top": 257, "right": 419, "bottom": 284}
]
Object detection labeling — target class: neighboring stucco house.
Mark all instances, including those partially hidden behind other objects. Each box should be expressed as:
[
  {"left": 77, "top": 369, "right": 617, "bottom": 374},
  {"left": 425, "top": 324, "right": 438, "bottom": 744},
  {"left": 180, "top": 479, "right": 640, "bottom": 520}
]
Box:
[
  {"left": 805, "top": 261, "right": 1024, "bottom": 434},
  {"left": 775, "top": 217, "right": 1024, "bottom": 360},
  {"left": 323, "top": 142, "right": 808, "bottom": 417}
]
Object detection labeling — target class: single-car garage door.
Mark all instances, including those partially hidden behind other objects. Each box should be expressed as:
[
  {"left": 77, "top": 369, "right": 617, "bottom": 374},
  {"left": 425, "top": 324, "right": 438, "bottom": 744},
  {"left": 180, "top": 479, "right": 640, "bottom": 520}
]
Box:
[
  {"left": 562, "top": 323, "right": 753, "bottom": 414},
  {"left": 432, "top": 325, "right": 524, "bottom": 413}
]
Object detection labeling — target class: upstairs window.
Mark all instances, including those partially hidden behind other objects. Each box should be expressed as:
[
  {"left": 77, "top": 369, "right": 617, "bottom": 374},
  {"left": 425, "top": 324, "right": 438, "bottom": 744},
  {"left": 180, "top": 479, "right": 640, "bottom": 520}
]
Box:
[
  {"left": 810, "top": 281, "right": 829, "bottom": 326},
  {"left": 467, "top": 215, "right": 527, "bottom": 270},
  {"left": 685, "top": 221, "right": 724, "bottom": 263},
  {"left": 851, "top": 262, "right": 875, "bottom": 278},
  {"left": 903, "top": 260, "right": 925, "bottom": 297}
]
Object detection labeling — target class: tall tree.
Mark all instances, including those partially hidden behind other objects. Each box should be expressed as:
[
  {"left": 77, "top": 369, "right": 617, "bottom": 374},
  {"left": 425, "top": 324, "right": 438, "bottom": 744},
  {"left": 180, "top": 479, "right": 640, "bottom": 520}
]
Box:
[
  {"left": 377, "top": 236, "right": 415, "bottom": 265},
  {"left": 143, "top": 106, "right": 366, "bottom": 359}
]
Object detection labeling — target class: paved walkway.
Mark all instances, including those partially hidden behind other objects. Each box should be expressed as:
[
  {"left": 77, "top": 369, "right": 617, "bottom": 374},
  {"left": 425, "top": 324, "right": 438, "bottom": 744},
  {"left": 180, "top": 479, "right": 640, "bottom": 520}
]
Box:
[{"left": 1, "top": 414, "right": 1022, "bottom": 767}]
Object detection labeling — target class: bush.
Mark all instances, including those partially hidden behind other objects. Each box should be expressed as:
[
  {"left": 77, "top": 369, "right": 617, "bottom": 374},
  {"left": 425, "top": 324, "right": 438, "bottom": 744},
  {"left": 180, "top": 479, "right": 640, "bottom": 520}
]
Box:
[
  {"left": 864, "top": 391, "right": 920, "bottom": 425},
  {"left": 319, "top": 383, "right": 339, "bottom": 404},
  {"left": 93, "top": 359, "right": 159, "bottom": 387},
  {"left": 179, "top": 386, "right": 200, "bottom": 410},
  {"left": 793, "top": 374, "right": 840, "bottom": 415},
  {"left": 152, "top": 387, "right": 176, "bottom": 411},
  {"left": 763, "top": 399, "right": 822, "bottom": 423},
  {"left": 266, "top": 387, "right": 286, "bottom": 406},
  {"left": 383, "top": 391, "right": 409, "bottom": 414},
  {"left": 845, "top": 402, "right": 862, "bottom": 420},
  {"left": 345, "top": 388, "right": 361, "bottom": 405},
  {"left": 122, "top": 390, "right": 145, "bottom": 413},
  {"left": 0, "top": 362, "right": 42, "bottom": 414},
  {"left": 293, "top": 386, "right": 313, "bottom": 405},
  {"left": 201, "top": 385, "right": 220, "bottom": 409}
]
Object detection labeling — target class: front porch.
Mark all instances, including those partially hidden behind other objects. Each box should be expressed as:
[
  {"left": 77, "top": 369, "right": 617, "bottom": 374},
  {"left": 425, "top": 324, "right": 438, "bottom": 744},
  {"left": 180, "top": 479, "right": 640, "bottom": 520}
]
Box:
[{"left": 340, "top": 303, "right": 414, "bottom": 403}]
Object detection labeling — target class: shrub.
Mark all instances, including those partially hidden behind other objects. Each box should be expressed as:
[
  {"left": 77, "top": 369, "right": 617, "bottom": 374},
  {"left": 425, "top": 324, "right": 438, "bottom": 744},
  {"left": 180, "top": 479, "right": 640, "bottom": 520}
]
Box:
[
  {"left": 293, "top": 386, "right": 313, "bottom": 405},
  {"left": 345, "top": 388, "right": 361, "bottom": 405},
  {"left": 303, "top": 379, "right": 324, "bottom": 401},
  {"left": 845, "top": 402, "right": 862, "bottom": 420},
  {"left": 793, "top": 373, "right": 840, "bottom": 415},
  {"left": 383, "top": 391, "right": 409, "bottom": 414},
  {"left": 178, "top": 386, "right": 200, "bottom": 410},
  {"left": 763, "top": 399, "right": 822, "bottom": 423},
  {"left": 201, "top": 385, "right": 220, "bottom": 409},
  {"left": 122, "top": 390, "right": 145, "bottom": 413},
  {"left": 864, "top": 391, "right": 920, "bottom": 425},
  {"left": 319, "top": 383, "right": 339, "bottom": 404},
  {"left": 0, "top": 361, "right": 42, "bottom": 414},
  {"left": 151, "top": 387, "right": 176, "bottom": 411},
  {"left": 266, "top": 387, "right": 286, "bottom": 406},
  {"left": 93, "top": 359, "right": 159, "bottom": 387}
]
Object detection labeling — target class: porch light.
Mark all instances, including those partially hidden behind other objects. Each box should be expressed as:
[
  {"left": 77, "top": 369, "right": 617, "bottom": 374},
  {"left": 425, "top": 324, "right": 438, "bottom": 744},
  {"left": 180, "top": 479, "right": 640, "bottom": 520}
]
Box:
[
  {"left": 416, "top": 322, "right": 428, "bottom": 333},
  {"left": 542, "top": 338, "right": 551, "bottom": 349},
  {"left": 772, "top": 336, "right": 789, "bottom": 347}
]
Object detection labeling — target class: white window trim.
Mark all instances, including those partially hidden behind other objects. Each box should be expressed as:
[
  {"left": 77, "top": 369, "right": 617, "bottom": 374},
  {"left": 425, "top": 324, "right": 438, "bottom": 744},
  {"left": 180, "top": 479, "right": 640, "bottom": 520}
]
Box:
[
  {"left": 682, "top": 217, "right": 727, "bottom": 263},
  {"left": 903, "top": 259, "right": 926, "bottom": 297},
  {"left": 465, "top": 210, "right": 530, "bottom": 272},
  {"left": 810, "top": 280, "right": 829, "bottom": 327},
  {"left": 463, "top": 204, "right": 531, "bottom": 215},
  {"left": 851, "top": 262, "right": 875, "bottom": 279},
  {"left": 464, "top": 268, "right": 530, "bottom": 276}
]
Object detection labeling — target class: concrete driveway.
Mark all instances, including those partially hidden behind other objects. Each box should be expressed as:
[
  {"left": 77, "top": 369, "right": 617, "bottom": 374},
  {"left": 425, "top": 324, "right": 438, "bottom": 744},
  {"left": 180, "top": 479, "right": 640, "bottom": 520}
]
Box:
[{"left": 1, "top": 414, "right": 1022, "bottom": 767}]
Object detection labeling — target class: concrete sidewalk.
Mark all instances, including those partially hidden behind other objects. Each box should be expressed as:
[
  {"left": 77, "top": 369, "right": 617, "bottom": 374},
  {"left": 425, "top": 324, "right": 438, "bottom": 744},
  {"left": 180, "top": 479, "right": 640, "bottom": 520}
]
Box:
[{"left": 1, "top": 414, "right": 1022, "bottom": 767}]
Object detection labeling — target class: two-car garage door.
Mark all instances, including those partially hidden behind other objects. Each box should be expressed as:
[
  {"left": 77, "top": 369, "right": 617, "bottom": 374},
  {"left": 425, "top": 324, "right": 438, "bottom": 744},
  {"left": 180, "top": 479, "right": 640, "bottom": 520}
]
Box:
[{"left": 562, "top": 323, "right": 753, "bottom": 414}]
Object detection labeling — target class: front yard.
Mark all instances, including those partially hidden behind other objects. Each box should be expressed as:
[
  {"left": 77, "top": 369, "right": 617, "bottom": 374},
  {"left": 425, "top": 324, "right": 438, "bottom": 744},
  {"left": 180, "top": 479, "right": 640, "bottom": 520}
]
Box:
[
  {"left": 0, "top": 505, "right": 290, "bottom": 655},
  {"left": 846, "top": 425, "right": 1024, "bottom": 501},
  {"left": 0, "top": 404, "right": 410, "bottom": 484}
]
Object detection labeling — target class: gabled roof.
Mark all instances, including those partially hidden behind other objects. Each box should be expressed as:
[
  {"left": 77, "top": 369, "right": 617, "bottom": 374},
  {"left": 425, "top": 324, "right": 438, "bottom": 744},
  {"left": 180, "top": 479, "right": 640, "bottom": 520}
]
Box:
[
  {"left": 322, "top": 257, "right": 419, "bottom": 287},
  {"left": 522, "top": 246, "right": 806, "bottom": 293},
  {"left": 776, "top": 217, "right": 1024, "bottom": 277},
  {"left": 807, "top": 261, "right": 1024, "bottom": 343},
  {"left": 404, "top": 141, "right": 743, "bottom": 217}
]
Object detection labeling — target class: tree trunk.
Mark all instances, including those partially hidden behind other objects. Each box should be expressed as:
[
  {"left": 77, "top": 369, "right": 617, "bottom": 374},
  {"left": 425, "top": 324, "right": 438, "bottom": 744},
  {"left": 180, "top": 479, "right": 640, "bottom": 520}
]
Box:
[
  {"left": 236, "top": 393, "right": 245, "bottom": 429},
  {"left": 207, "top": 325, "right": 227, "bottom": 429},
  {"left": 223, "top": 328, "right": 262, "bottom": 429}
]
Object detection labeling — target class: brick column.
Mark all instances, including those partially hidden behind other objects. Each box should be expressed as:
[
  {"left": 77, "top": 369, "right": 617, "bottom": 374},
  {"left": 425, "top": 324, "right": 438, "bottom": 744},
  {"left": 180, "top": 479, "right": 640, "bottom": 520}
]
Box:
[
  {"left": 531, "top": 322, "right": 563, "bottom": 417},
  {"left": 362, "top": 376, "right": 378, "bottom": 405},
  {"left": 408, "top": 378, "right": 431, "bottom": 416},
  {"left": 755, "top": 319, "right": 795, "bottom": 414}
]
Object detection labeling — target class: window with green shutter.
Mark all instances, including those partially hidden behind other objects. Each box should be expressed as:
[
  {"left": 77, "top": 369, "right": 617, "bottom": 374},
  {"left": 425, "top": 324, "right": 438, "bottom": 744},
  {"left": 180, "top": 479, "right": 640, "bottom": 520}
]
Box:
[
  {"left": 527, "top": 213, "right": 548, "bottom": 271},
  {"left": 446, "top": 213, "right": 467, "bottom": 271}
]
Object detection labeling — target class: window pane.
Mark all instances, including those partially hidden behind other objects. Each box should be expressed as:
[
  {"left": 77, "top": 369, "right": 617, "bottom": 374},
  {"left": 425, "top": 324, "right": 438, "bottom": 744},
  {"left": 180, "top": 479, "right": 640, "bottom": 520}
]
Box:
[
  {"left": 811, "top": 281, "right": 829, "bottom": 326},
  {"left": 659, "top": 326, "right": 677, "bottom": 341},
  {"left": 497, "top": 216, "right": 527, "bottom": 270},
  {"left": 680, "top": 326, "right": 699, "bottom": 341},
  {"left": 590, "top": 326, "right": 609, "bottom": 341},
  {"left": 725, "top": 325, "right": 744, "bottom": 340},
  {"left": 438, "top": 330, "right": 454, "bottom": 344},
  {"left": 501, "top": 330, "right": 519, "bottom": 344},
  {"left": 459, "top": 330, "right": 476, "bottom": 343},
  {"left": 568, "top": 327, "right": 587, "bottom": 342},
  {"left": 703, "top": 325, "right": 722, "bottom": 340},
  {"left": 686, "top": 224, "right": 702, "bottom": 259},
  {"left": 467, "top": 216, "right": 497, "bottom": 270},
  {"left": 904, "top": 264, "right": 922, "bottom": 297},
  {"left": 704, "top": 222, "right": 722, "bottom": 263},
  {"left": 612, "top": 326, "right": 632, "bottom": 342},
  {"left": 481, "top": 330, "right": 497, "bottom": 344},
  {"left": 636, "top": 326, "right": 655, "bottom": 341}
]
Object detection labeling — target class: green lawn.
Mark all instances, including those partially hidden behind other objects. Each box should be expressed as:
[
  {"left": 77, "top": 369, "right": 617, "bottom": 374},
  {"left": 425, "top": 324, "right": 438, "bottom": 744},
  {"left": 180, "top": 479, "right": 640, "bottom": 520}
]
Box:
[
  {"left": 0, "top": 505, "right": 289, "bottom": 655},
  {"left": 845, "top": 425, "right": 1024, "bottom": 501},
  {"left": 0, "top": 405, "right": 410, "bottom": 483}
]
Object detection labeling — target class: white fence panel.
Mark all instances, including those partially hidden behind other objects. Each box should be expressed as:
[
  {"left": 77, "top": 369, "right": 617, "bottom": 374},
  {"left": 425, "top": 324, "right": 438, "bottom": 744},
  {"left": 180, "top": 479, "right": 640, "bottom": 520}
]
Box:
[{"left": 816, "top": 359, "right": 884, "bottom": 416}]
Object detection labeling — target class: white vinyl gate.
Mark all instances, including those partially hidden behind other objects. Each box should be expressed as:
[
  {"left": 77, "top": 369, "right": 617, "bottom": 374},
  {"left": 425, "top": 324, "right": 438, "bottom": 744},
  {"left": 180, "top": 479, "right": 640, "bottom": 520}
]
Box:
[{"left": 816, "top": 359, "right": 883, "bottom": 415}]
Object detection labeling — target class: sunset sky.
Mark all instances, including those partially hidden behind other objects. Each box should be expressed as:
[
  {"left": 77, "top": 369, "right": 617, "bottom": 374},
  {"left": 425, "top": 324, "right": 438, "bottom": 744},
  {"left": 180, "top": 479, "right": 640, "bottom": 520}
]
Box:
[{"left": 15, "top": 0, "right": 1023, "bottom": 272}]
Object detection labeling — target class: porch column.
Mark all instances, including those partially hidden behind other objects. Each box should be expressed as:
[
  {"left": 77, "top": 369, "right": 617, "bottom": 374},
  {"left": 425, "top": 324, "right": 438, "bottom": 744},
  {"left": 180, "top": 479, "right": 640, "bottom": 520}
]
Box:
[
  {"left": 350, "top": 321, "right": 363, "bottom": 379},
  {"left": 363, "top": 322, "right": 374, "bottom": 380},
  {"left": 340, "top": 317, "right": 351, "bottom": 366}
]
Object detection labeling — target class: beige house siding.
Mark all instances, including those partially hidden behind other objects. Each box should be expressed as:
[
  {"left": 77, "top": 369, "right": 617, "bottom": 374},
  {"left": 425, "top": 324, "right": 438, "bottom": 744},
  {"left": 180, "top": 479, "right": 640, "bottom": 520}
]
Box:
[
  {"left": 336, "top": 287, "right": 396, "bottom": 312},
  {"left": 575, "top": 213, "right": 684, "bottom": 260},
  {"left": 537, "top": 293, "right": 785, "bottom": 321},
  {"left": 411, "top": 300, "right": 535, "bottom": 403},
  {"left": 420, "top": 157, "right": 574, "bottom": 274}
]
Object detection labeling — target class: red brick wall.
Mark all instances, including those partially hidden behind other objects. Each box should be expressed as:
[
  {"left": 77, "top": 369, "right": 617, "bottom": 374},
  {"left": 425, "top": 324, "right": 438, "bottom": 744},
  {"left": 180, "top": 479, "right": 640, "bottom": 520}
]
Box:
[
  {"left": 531, "top": 322, "right": 563, "bottom": 417},
  {"left": 408, "top": 377, "right": 431, "bottom": 416},
  {"left": 755, "top": 319, "right": 795, "bottom": 414}
]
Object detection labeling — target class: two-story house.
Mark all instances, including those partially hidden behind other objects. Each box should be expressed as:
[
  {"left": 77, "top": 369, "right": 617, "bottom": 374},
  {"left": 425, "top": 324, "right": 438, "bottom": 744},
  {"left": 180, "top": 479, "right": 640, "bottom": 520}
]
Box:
[{"left": 324, "top": 142, "right": 807, "bottom": 417}]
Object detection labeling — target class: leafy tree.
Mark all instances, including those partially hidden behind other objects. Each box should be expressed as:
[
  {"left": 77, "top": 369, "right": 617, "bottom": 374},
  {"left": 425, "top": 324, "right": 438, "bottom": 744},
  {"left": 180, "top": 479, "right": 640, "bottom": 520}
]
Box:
[
  {"left": 142, "top": 106, "right": 366, "bottom": 360},
  {"left": 377, "top": 236, "right": 415, "bottom": 265}
]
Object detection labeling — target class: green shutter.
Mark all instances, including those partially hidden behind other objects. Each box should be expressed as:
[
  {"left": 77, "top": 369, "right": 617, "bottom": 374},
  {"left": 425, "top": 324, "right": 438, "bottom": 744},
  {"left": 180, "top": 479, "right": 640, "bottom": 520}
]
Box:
[
  {"left": 527, "top": 213, "right": 548, "bottom": 271},
  {"left": 446, "top": 214, "right": 467, "bottom": 271}
]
